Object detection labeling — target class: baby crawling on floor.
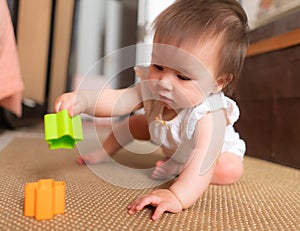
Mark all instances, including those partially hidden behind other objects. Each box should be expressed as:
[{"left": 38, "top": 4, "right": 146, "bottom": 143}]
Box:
[{"left": 55, "top": 0, "right": 248, "bottom": 220}]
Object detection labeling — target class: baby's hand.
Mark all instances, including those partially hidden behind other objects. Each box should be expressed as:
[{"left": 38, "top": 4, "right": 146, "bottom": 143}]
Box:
[
  {"left": 128, "top": 189, "right": 183, "bottom": 220},
  {"left": 54, "top": 91, "right": 87, "bottom": 117}
]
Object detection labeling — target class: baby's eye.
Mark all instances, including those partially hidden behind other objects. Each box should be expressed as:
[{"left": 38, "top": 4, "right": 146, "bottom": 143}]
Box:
[
  {"left": 153, "top": 64, "right": 163, "bottom": 71},
  {"left": 177, "top": 74, "right": 190, "bottom": 81}
]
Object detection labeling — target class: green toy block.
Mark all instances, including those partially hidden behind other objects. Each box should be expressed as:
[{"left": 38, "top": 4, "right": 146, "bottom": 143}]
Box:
[{"left": 44, "top": 110, "right": 83, "bottom": 149}]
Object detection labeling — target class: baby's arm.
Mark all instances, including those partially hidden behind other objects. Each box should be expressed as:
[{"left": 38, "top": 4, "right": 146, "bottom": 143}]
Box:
[
  {"left": 54, "top": 84, "right": 143, "bottom": 117},
  {"left": 169, "top": 109, "right": 226, "bottom": 208},
  {"left": 128, "top": 109, "right": 226, "bottom": 220}
]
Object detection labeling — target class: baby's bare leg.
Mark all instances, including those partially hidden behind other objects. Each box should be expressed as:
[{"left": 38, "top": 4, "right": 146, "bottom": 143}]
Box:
[
  {"left": 152, "top": 157, "right": 183, "bottom": 180},
  {"left": 151, "top": 147, "right": 184, "bottom": 180},
  {"left": 76, "top": 129, "right": 123, "bottom": 165},
  {"left": 77, "top": 114, "right": 150, "bottom": 165},
  {"left": 210, "top": 152, "right": 243, "bottom": 185}
]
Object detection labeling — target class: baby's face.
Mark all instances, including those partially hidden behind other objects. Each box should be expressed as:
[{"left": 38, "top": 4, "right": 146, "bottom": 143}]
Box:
[{"left": 148, "top": 41, "right": 220, "bottom": 109}]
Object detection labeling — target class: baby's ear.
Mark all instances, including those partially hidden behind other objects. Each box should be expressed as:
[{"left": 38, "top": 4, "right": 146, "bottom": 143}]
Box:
[
  {"left": 212, "top": 74, "right": 233, "bottom": 93},
  {"left": 134, "top": 65, "right": 149, "bottom": 80},
  {"left": 134, "top": 66, "right": 143, "bottom": 77}
]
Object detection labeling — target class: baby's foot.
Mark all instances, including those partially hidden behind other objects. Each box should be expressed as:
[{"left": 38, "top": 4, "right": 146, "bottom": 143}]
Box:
[
  {"left": 77, "top": 149, "right": 109, "bottom": 165},
  {"left": 152, "top": 157, "right": 182, "bottom": 180}
]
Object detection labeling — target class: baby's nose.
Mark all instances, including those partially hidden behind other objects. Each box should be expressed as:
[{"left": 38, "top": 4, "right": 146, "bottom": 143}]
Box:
[{"left": 158, "top": 79, "right": 173, "bottom": 91}]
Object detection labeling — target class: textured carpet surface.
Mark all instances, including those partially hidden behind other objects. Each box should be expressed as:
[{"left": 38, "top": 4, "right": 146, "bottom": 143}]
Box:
[{"left": 0, "top": 136, "right": 299, "bottom": 230}]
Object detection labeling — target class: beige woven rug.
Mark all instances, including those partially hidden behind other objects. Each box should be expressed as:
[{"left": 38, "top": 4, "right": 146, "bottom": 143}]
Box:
[{"left": 0, "top": 135, "right": 299, "bottom": 230}]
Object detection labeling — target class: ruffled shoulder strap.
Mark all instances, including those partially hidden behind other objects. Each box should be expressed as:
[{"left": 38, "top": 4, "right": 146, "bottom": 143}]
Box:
[
  {"left": 186, "top": 93, "right": 240, "bottom": 139},
  {"left": 222, "top": 95, "right": 240, "bottom": 126}
]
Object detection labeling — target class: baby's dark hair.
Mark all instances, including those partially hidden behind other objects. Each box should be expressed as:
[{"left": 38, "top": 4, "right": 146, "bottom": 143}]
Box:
[{"left": 152, "top": 0, "right": 249, "bottom": 95}]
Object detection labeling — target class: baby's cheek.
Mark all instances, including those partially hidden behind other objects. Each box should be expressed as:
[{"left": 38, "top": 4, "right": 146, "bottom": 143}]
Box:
[{"left": 177, "top": 87, "right": 200, "bottom": 107}]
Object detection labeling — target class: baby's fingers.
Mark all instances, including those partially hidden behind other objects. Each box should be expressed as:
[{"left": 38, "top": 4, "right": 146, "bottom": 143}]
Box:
[
  {"left": 55, "top": 101, "right": 75, "bottom": 116},
  {"left": 54, "top": 92, "right": 85, "bottom": 117},
  {"left": 152, "top": 203, "right": 168, "bottom": 220},
  {"left": 54, "top": 93, "right": 75, "bottom": 113},
  {"left": 54, "top": 100, "right": 62, "bottom": 113},
  {"left": 128, "top": 199, "right": 142, "bottom": 214},
  {"left": 128, "top": 195, "right": 160, "bottom": 215}
]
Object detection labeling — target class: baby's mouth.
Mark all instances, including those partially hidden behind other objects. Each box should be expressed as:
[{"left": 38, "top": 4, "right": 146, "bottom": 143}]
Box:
[{"left": 159, "top": 95, "right": 173, "bottom": 104}]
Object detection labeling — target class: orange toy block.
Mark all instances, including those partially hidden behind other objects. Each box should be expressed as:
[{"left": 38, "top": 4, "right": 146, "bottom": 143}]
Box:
[{"left": 24, "top": 179, "right": 65, "bottom": 220}]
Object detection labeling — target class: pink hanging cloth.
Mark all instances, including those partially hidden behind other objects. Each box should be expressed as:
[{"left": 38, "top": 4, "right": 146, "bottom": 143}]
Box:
[{"left": 0, "top": 0, "right": 24, "bottom": 117}]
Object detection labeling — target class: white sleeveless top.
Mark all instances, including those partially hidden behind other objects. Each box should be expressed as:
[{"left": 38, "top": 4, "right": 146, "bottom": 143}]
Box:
[
  {"left": 140, "top": 83, "right": 246, "bottom": 163},
  {"left": 136, "top": 68, "right": 246, "bottom": 163}
]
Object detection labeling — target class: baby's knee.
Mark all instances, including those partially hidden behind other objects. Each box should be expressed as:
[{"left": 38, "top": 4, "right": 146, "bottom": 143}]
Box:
[
  {"left": 214, "top": 154, "right": 244, "bottom": 185},
  {"left": 223, "top": 162, "right": 243, "bottom": 183}
]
